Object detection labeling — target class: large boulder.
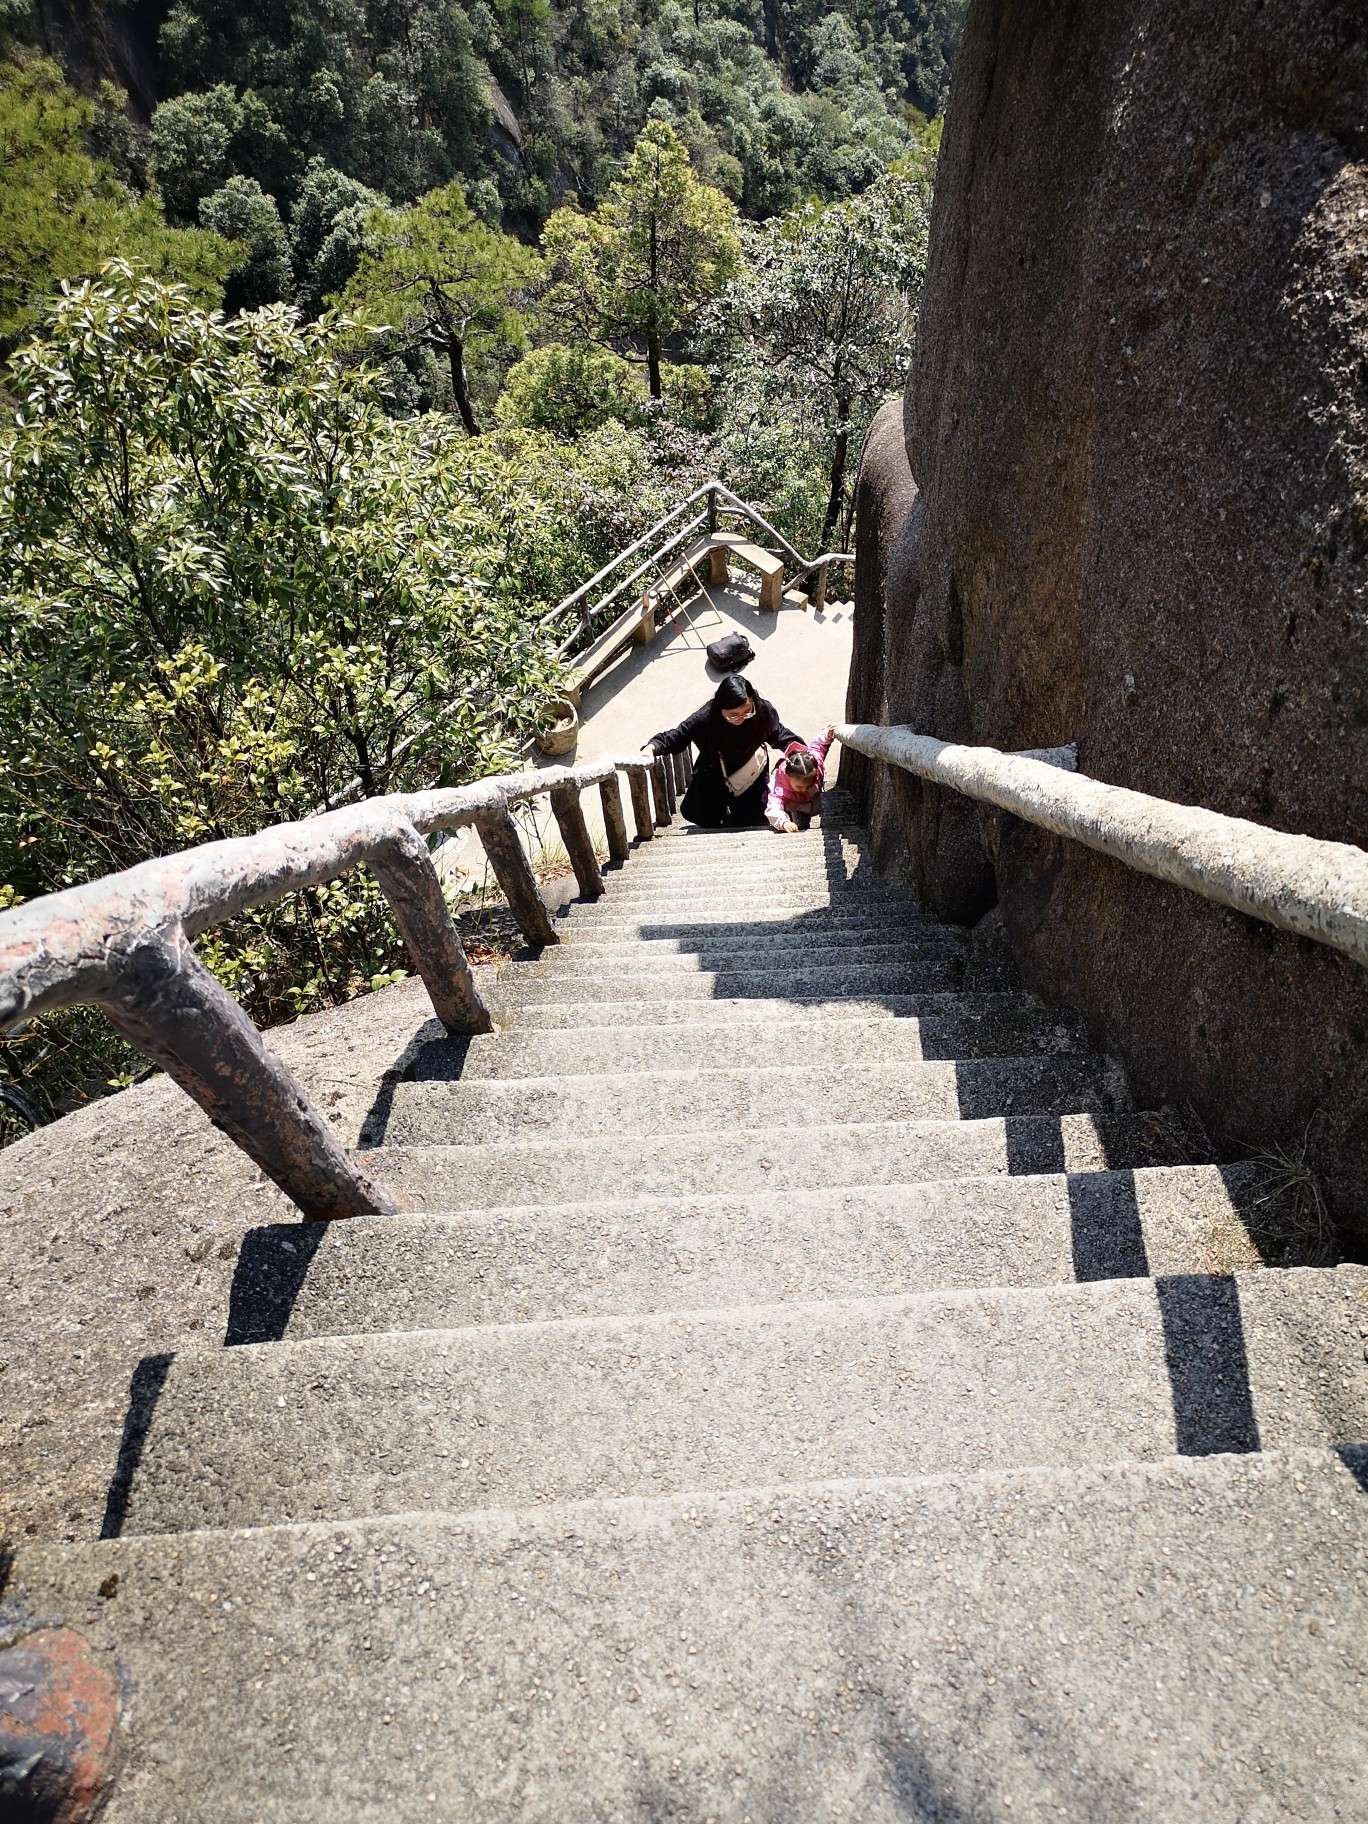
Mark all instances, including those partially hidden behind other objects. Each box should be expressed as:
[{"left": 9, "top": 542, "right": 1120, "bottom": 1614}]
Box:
[{"left": 853, "top": 0, "right": 1368, "bottom": 1238}]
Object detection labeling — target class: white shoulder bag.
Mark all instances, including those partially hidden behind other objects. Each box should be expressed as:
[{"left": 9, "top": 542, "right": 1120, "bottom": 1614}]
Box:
[{"left": 724, "top": 745, "right": 768, "bottom": 797}]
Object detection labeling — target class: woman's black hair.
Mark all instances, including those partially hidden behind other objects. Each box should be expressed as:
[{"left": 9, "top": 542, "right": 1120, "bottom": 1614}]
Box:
[{"left": 714, "top": 675, "right": 751, "bottom": 710}]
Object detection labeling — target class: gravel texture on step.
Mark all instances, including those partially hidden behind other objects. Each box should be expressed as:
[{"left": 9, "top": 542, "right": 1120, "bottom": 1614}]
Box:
[
  {"left": 517, "top": 943, "right": 966, "bottom": 984},
  {"left": 542, "top": 927, "right": 958, "bottom": 960},
  {"left": 533, "top": 932, "right": 967, "bottom": 967},
  {"left": 108, "top": 1268, "right": 1368, "bottom": 1533},
  {"left": 494, "top": 991, "right": 1035, "bottom": 1029},
  {"left": 617, "top": 874, "right": 883, "bottom": 898},
  {"left": 366, "top": 1111, "right": 1196, "bottom": 1207},
  {"left": 583, "top": 884, "right": 916, "bottom": 911},
  {"left": 406, "top": 1009, "right": 1086, "bottom": 1079},
  {"left": 551, "top": 908, "right": 944, "bottom": 937},
  {"left": 375, "top": 1056, "right": 1130, "bottom": 1146},
  {"left": 16, "top": 1450, "right": 1363, "bottom": 1821},
  {"left": 227, "top": 1165, "right": 1268, "bottom": 1343},
  {"left": 487, "top": 959, "right": 962, "bottom": 1003}
]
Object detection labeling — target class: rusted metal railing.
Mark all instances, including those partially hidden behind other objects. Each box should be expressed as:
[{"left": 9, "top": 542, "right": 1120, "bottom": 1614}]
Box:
[{"left": 0, "top": 757, "right": 659, "bottom": 1221}]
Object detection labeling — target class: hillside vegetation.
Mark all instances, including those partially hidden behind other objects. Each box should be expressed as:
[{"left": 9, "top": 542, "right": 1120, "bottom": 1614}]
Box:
[
  {"left": 0, "top": 0, "right": 955, "bottom": 1135},
  {"left": 27, "top": 0, "right": 960, "bottom": 229}
]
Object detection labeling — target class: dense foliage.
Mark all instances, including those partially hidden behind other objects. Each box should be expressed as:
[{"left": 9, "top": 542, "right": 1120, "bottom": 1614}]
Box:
[
  {"left": 340, "top": 182, "right": 541, "bottom": 432},
  {"left": 138, "top": 0, "right": 962, "bottom": 238},
  {"left": 0, "top": 265, "right": 699, "bottom": 1128},
  {"left": 0, "top": 0, "right": 953, "bottom": 1138},
  {"left": 0, "top": 54, "right": 233, "bottom": 343},
  {"left": 703, "top": 158, "right": 931, "bottom": 541},
  {"left": 541, "top": 121, "right": 740, "bottom": 397}
]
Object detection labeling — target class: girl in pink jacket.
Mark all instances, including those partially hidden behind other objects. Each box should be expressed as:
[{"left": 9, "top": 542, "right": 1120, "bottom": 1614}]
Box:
[{"left": 766, "top": 726, "right": 835, "bottom": 832}]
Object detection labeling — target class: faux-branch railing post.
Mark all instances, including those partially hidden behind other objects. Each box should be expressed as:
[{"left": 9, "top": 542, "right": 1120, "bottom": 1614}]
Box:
[{"left": 0, "top": 759, "right": 662, "bottom": 1221}]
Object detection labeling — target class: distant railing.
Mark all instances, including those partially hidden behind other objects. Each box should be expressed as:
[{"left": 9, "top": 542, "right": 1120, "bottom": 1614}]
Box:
[
  {"left": 0, "top": 751, "right": 694, "bottom": 1218},
  {"left": 540, "top": 479, "right": 855, "bottom": 656},
  {"left": 324, "top": 481, "right": 849, "bottom": 813},
  {"left": 834, "top": 723, "right": 1368, "bottom": 969}
]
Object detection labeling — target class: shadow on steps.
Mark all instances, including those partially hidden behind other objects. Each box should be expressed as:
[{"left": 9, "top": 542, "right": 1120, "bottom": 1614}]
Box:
[{"left": 223, "top": 1223, "right": 328, "bottom": 1347}]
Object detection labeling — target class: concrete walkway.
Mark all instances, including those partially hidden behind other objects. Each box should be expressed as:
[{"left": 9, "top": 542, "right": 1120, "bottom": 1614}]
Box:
[{"left": 437, "top": 577, "right": 855, "bottom": 892}]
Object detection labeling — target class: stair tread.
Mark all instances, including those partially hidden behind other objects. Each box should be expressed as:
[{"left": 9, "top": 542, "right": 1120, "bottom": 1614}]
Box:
[
  {"left": 375, "top": 1055, "right": 1129, "bottom": 1145},
  {"left": 14, "top": 800, "right": 1358, "bottom": 1824},
  {"left": 489, "top": 961, "right": 964, "bottom": 1002},
  {"left": 18, "top": 1449, "right": 1366, "bottom": 1820},
  {"left": 229, "top": 1164, "right": 1267, "bottom": 1343},
  {"left": 112, "top": 1267, "right": 1368, "bottom": 1533},
  {"left": 368, "top": 1109, "right": 1207, "bottom": 1205},
  {"left": 495, "top": 991, "right": 1037, "bottom": 1027},
  {"left": 411, "top": 1010, "right": 1086, "bottom": 1077}
]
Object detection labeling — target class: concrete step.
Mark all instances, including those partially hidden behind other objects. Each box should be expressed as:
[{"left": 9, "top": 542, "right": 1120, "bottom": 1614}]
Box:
[
  {"left": 228, "top": 1165, "right": 1268, "bottom": 1343},
  {"left": 521, "top": 940, "right": 967, "bottom": 981},
  {"left": 109, "top": 1267, "right": 1368, "bottom": 1534},
  {"left": 591, "top": 880, "right": 913, "bottom": 909},
  {"left": 366, "top": 1109, "right": 1214, "bottom": 1216},
  {"left": 548, "top": 914, "right": 938, "bottom": 948},
  {"left": 539, "top": 927, "right": 965, "bottom": 963},
  {"left": 488, "top": 958, "right": 962, "bottom": 1004},
  {"left": 19, "top": 1450, "right": 1366, "bottom": 1819},
  {"left": 407, "top": 1008, "right": 1086, "bottom": 1079},
  {"left": 644, "top": 820, "right": 868, "bottom": 845},
  {"left": 615, "top": 857, "right": 879, "bottom": 888},
  {"left": 552, "top": 906, "right": 941, "bottom": 938},
  {"left": 615, "top": 858, "right": 876, "bottom": 885},
  {"left": 376, "top": 1056, "right": 1130, "bottom": 1146},
  {"left": 538, "top": 924, "right": 963, "bottom": 958},
  {"left": 494, "top": 990, "right": 1036, "bottom": 1030},
  {"left": 566, "top": 876, "right": 914, "bottom": 902}
]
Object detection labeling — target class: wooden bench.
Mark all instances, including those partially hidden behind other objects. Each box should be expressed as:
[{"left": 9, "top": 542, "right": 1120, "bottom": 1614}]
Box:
[
  {"left": 699, "top": 533, "right": 785, "bottom": 611},
  {"left": 564, "top": 596, "right": 655, "bottom": 706}
]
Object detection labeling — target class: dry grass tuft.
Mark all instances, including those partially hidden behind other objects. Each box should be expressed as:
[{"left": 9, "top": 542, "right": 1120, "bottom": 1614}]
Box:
[{"left": 1238, "top": 1138, "right": 1340, "bottom": 1269}]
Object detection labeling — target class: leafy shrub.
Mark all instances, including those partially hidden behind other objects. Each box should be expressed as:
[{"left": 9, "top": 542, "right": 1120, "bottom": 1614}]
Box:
[
  {"left": 0, "top": 266, "right": 585, "bottom": 1125},
  {"left": 494, "top": 342, "right": 644, "bottom": 434}
]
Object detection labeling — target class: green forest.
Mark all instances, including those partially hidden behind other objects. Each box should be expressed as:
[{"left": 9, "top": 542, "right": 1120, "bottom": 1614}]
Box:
[{"left": 0, "top": 0, "right": 958, "bottom": 1136}]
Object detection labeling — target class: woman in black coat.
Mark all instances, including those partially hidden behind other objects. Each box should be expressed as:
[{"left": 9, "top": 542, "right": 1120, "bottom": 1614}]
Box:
[{"left": 643, "top": 675, "right": 804, "bottom": 827}]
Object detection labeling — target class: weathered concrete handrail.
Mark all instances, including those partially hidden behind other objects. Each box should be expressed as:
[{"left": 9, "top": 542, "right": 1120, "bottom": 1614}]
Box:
[
  {"left": 0, "top": 756, "right": 658, "bottom": 1220},
  {"left": 835, "top": 723, "right": 1368, "bottom": 969}
]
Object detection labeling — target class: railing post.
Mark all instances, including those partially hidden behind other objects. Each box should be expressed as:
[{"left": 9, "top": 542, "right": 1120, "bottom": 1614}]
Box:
[
  {"left": 100, "top": 926, "right": 397, "bottom": 1222},
  {"left": 651, "top": 758, "right": 674, "bottom": 826},
  {"left": 475, "top": 806, "right": 558, "bottom": 947},
  {"left": 812, "top": 564, "right": 829, "bottom": 611},
  {"left": 627, "top": 766, "right": 656, "bottom": 843},
  {"left": 680, "top": 747, "right": 694, "bottom": 785},
  {"left": 599, "top": 773, "right": 630, "bottom": 865},
  {"left": 370, "top": 821, "right": 493, "bottom": 1035},
  {"left": 707, "top": 486, "right": 718, "bottom": 534},
  {"left": 670, "top": 751, "right": 689, "bottom": 798},
  {"left": 549, "top": 782, "right": 605, "bottom": 898}
]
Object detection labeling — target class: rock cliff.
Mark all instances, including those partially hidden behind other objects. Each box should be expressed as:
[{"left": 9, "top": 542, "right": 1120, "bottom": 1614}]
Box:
[{"left": 849, "top": 0, "right": 1368, "bottom": 1238}]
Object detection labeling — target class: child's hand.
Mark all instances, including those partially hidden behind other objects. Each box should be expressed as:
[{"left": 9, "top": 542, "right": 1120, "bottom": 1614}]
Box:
[
  {"left": 822, "top": 723, "right": 836, "bottom": 742},
  {"left": 782, "top": 818, "right": 799, "bottom": 833}
]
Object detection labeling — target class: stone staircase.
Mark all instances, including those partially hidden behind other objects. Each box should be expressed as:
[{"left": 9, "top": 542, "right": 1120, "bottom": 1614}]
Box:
[{"left": 6, "top": 801, "right": 1368, "bottom": 1820}]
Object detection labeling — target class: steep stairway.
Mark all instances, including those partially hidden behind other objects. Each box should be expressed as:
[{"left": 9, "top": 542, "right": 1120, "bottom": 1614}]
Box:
[{"left": 7, "top": 799, "right": 1367, "bottom": 1821}]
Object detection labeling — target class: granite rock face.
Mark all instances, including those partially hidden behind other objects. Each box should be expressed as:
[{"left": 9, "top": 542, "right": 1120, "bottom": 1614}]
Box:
[{"left": 850, "top": 0, "right": 1368, "bottom": 1237}]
